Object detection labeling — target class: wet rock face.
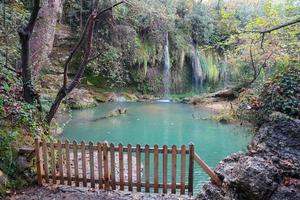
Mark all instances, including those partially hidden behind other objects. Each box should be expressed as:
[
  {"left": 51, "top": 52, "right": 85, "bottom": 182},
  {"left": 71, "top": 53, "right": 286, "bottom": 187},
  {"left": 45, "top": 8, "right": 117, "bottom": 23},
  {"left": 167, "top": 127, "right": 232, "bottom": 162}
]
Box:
[{"left": 197, "top": 116, "right": 300, "bottom": 200}]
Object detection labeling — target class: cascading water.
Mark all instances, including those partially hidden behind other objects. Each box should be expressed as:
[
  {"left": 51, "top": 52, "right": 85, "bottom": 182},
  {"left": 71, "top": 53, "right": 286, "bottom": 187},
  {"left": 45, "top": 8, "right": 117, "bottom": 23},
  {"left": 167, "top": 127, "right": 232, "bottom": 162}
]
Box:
[
  {"left": 162, "top": 32, "right": 171, "bottom": 100},
  {"left": 191, "top": 43, "right": 203, "bottom": 91}
]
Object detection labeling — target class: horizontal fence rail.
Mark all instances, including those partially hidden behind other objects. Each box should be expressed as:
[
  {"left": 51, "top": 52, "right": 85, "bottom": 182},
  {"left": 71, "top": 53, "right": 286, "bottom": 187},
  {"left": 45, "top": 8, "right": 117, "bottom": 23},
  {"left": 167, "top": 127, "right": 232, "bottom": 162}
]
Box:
[{"left": 35, "top": 138, "right": 222, "bottom": 196}]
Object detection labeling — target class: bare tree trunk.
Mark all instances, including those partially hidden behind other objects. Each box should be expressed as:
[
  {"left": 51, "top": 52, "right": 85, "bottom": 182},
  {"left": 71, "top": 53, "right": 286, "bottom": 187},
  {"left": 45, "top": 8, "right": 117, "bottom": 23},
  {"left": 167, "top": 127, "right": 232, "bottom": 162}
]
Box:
[
  {"left": 30, "top": 0, "right": 63, "bottom": 78},
  {"left": 18, "top": 0, "right": 40, "bottom": 104}
]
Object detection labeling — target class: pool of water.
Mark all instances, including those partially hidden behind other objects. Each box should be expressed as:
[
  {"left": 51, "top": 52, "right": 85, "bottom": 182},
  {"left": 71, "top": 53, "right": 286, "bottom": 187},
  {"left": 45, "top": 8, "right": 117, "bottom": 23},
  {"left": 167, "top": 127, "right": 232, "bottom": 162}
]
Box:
[{"left": 62, "top": 102, "right": 251, "bottom": 192}]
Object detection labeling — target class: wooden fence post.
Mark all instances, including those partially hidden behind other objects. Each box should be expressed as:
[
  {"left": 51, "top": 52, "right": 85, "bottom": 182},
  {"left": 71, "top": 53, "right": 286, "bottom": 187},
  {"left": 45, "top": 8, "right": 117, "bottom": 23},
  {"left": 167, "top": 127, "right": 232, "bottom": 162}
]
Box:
[
  {"left": 180, "top": 145, "right": 186, "bottom": 195},
  {"left": 171, "top": 145, "right": 177, "bottom": 194},
  {"left": 65, "top": 140, "right": 71, "bottom": 186},
  {"left": 35, "top": 138, "right": 42, "bottom": 185},
  {"left": 41, "top": 139, "right": 49, "bottom": 183},
  {"left": 81, "top": 141, "right": 87, "bottom": 187},
  {"left": 154, "top": 144, "right": 159, "bottom": 193},
  {"left": 162, "top": 145, "right": 168, "bottom": 194},
  {"left": 110, "top": 143, "right": 116, "bottom": 190},
  {"left": 73, "top": 141, "right": 79, "bottom": 187},
  {"left": 119, "top": 144, "right": 124, "bottom": 190},
  {"left": 144, "top": 144, "right": 150, "bottom": 193},
  {"left": 136, "top": 144, "right": 141, "bottom": 192},
  {"left": 103, "top": 143, "right": 109, "bottom": 190},
  {"left": 50, "top": 141, "right": 56, "bottom": 184},
  {"left": 127, "top": 144, "right": 132, "bottom": 191},
  {"left": 57, "top": 140, "right": 64, "bottom": 185},
  {"left": 89, "top": 142, "right": 95, "bottom": 188},
  {"left": 188, "top": 143, "right": 194, "bottom": 196},
  {"left": 97, "top": 143, "right": 103, "bottom": 189}
]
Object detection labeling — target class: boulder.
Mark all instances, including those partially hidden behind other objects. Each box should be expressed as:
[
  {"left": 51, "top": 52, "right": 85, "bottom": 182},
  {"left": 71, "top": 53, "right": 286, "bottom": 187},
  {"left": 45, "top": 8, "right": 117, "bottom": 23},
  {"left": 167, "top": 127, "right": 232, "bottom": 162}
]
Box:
[
  {"left": 68, "top": 88, "right": 97, "bottom": 109},
  {"left": 270, "top": 183, "right": 300, "bottom": 200},
  {"left": 95, "top": 92, "right": 118, "bottom": 103}
]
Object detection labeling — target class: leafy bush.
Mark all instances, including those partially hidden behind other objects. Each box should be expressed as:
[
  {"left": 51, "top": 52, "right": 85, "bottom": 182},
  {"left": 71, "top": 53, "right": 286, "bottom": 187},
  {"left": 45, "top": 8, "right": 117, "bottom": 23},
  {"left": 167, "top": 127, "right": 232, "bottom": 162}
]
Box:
[
  {"left": 237, "top": 65, "right": 300, "bottom": 126},
  {"left": 260, "top": 66, "right": 300, "bottom": 118}
]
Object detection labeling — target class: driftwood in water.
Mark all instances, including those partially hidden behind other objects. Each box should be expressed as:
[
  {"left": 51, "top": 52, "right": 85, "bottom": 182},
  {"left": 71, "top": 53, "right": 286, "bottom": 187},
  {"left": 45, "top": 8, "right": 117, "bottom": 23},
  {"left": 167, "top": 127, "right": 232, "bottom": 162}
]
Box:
[{"left": 93, "top": 107, "right": 128, "bottom": 121}]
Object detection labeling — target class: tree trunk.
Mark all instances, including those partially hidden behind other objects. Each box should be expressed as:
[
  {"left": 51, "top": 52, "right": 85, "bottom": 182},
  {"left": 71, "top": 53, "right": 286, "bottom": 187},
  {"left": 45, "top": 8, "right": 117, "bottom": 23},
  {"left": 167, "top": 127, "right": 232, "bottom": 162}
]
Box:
[
  {"left": 19, "top": 30, "right": 34, "bottom": 103},
  {"left": 18, "top": 0, "right": 40, "bottom": 104},
  {"left": 30, "top": 0, "right": 63, "bottom": 77}
]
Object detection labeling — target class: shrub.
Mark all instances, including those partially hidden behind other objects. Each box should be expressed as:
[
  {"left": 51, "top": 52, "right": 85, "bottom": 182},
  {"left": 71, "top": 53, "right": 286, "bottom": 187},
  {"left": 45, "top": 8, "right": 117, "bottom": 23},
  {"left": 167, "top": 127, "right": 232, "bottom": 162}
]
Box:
[
  {"left": 260, "top": 66, "right": 300, "bottom": 119},
  {"left": 237, "top": 65, "right": 300, "bottom": 126}
]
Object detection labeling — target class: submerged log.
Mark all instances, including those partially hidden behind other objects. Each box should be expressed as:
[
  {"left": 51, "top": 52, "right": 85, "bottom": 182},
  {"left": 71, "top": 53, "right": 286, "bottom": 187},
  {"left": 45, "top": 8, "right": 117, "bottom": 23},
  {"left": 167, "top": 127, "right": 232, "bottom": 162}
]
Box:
[{"left": 92, "top": 107, "right": 128, "bottom": 121}]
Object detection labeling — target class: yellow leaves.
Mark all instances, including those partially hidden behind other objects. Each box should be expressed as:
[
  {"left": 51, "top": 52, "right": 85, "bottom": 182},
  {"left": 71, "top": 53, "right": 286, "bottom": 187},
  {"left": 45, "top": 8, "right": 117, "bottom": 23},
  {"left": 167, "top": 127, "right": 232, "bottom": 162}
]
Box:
[
  {"left": 263, "top": 0, "right": 277, "bottom": 17},
  {"left": 220, "top": 9, "right": 234, "bottom": 20}
]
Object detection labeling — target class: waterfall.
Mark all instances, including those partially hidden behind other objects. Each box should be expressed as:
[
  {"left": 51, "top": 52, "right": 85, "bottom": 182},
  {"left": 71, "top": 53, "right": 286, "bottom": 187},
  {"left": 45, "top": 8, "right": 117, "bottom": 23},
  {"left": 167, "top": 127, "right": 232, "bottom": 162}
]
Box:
[
  {"left": 163, "top": 32, "right": 171, "bottom": 99},
  {"left": 191, "top": 43, "right": 203, "bottom": 91}
]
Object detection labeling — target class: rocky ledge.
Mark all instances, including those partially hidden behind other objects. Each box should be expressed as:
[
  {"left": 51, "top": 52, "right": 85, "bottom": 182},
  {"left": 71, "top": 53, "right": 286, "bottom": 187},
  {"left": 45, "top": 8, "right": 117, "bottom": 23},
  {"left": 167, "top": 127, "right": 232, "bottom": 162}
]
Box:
[{"left": 197, "top": 113, "right": 300, "bottom": 200}]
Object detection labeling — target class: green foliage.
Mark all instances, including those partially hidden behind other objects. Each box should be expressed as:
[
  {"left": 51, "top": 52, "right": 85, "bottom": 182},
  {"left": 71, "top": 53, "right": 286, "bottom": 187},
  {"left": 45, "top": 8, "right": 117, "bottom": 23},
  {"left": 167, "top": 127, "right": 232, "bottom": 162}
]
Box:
[
  {"left": 260, "top": 66, "right": 300, "bottom": 118},
  {"left": 189, "top": 4, "right": 214, "bottom": 45},
  {"left": 0, "top": 131, "right": 18, "bottom": 177},
  {"left": 0, "top": 1, "right": 29, "bottom": 70},
  {"left": 237, "top": 65, "right": 300, "bottom": 126},
  {"left": 0, "top": 67, "right": 51, "bottom": 195},
  {"left": 212, "top": 108, "right": 238, "bottom": 124}
]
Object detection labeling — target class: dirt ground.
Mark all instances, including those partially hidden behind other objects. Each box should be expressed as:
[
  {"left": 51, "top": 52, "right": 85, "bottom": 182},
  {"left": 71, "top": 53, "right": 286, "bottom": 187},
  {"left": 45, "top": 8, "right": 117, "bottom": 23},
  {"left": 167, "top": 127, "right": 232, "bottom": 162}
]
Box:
[{"left": 5, "top": 185, "right": 193, "bottom": 200}]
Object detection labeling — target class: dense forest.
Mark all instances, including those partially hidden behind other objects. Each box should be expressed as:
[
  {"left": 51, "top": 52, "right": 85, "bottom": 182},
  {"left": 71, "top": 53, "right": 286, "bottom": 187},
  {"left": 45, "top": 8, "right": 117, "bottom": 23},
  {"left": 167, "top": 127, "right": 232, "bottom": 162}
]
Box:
[{"left": 0, "top": 0, "right": 299, "bottom": 199}]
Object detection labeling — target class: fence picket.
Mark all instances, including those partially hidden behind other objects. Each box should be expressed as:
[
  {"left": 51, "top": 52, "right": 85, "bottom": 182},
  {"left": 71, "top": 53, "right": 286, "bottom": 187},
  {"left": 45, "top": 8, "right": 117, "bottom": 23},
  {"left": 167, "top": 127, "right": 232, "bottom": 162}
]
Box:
[
  {"left": 73, "top": 141, "right": 79, "bottom": 187},
  {"left": 154, "top": 144, "right": 159, "bottom": 193},
  {"left": 65, "top": 140, "right": 71, "bottom": 185},
  {"left": 162, "top": 145, "right": 168, "bottom": 193},
  {"left": 127, "top": 144, "right": 132, "bottom": 191},
  {"left": 81, "top": 141, "right": 87, "bottom": 187},
  {"left": 110, "top": 143, "right": 116, "bottom": 190},
  {"left": 89, "top": 142, "right": 95, "bottom": 188},
  {"left": 103, "top": 143, "right": 109, "bottom": 190},
  {"left": 35, "top": 138, "right": 42, "bottom": 185},
  {"left": 188, "top": 144, "right": 194, "bottom": 196},
  {"left": 145, "top": 144, "right": 150, "bottom": 193},
  {"left": 180, "top": 145, "right": 186, "bottom": 195},
  {"left": 97, "top": 143, "right": 103, "bottom": 189},
  {"left": 119, "top": 144, "right": 124, "bottom": 190},
  {"left": 171, "top": 145, "right": 177, "bottom": 194},
  {"left": 42, "top": 139, "right": 49, "bottom": 183},
  {"left": 136, "top": 144, "right": 141, "bottom": 192},
  {"left": 50, "top": 141, "right": 56, "bottom": 184},
  {"left": 57, "top": 140, "right": 64, "bottom": 185}
]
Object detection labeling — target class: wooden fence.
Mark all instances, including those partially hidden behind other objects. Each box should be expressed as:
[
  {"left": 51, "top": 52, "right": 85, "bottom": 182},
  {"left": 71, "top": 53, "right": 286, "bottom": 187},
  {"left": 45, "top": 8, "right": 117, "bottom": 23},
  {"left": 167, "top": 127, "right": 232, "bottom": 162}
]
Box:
[{"left": 35, "top": 138, "right": 222, "bottom": 196}]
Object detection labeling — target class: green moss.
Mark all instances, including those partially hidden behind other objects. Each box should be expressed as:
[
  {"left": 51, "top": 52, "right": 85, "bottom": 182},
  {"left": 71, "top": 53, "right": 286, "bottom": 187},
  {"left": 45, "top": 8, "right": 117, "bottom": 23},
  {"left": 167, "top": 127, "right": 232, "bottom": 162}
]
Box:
[{"left": 212, "top": 109, "right": 238, "bottom": 124}]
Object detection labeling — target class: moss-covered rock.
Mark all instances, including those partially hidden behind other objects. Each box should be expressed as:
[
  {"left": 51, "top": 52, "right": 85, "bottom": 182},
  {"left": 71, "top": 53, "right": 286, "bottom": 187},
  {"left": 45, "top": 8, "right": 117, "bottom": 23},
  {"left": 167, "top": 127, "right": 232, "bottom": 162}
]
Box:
[
  {"left": 121, "top": 92, "right": 138, "bottom": 101},
  {"left": 94, "top": 92, "right": 118, "bottom": 103},
  {"left": 68, "top": 89, "right": 97, "bottom": 109}
]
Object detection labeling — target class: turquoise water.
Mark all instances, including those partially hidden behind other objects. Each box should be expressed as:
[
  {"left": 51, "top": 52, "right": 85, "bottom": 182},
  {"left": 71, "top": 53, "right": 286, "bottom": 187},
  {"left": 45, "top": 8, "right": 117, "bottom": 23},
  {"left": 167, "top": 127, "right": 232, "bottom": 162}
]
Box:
[{"left": 62, "top": 102, "right": 251, "bottom": 192}]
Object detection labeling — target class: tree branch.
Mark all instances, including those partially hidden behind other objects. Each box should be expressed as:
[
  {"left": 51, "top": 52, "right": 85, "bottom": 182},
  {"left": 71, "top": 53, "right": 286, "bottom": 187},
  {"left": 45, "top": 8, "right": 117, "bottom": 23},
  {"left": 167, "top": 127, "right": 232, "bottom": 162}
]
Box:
[
  {"left": 25, "top": 0, "right": 41, "bottom": 33},
  {"left": 251, "top": 17, "right": 300, "bottom": 34},
  {"left": 95, "top": 0, "right": 132, "bottom": 19},
  {"left": 63, "top": 14, "right": 94, "bottom": 88}
]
